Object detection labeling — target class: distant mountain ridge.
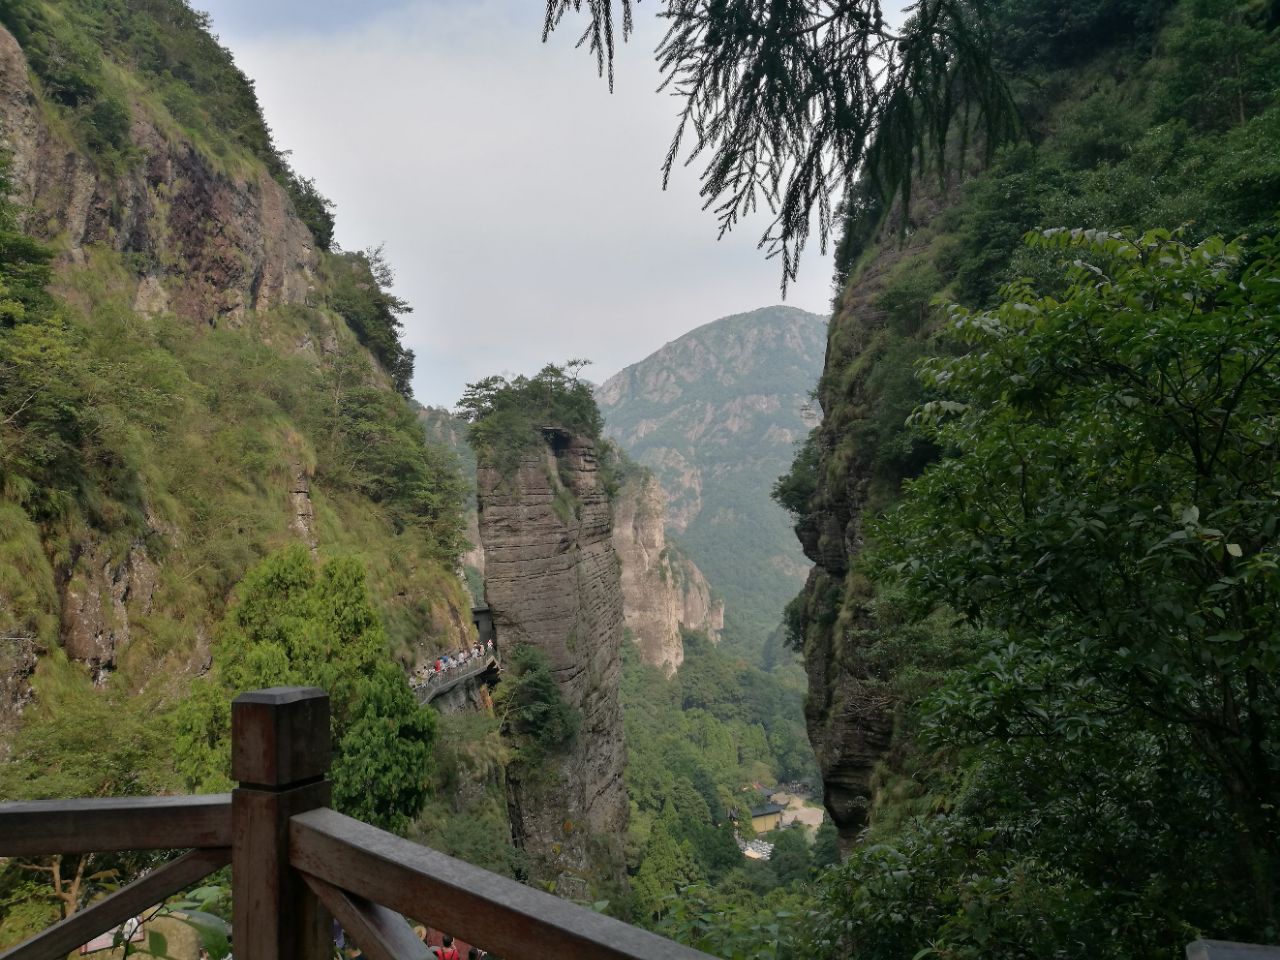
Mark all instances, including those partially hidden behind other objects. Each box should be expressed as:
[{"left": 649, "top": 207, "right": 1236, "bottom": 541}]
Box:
[{"left": 597, "top": 305, "right": 826, "bottom": 653}]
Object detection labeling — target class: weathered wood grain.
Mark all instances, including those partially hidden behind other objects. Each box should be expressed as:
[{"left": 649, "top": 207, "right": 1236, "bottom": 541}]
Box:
[
  {"left": 0, "top": 795, "right": 231, "bottom": 855},
  {"left": 302, "top": 873, "right": 431, "bottom": 960},
  {"left": 232, "top": 687, "right": 332, "bottom": 960},
  {"left": 290, "top": 808, "right": 719, "bottom": 960},
  {"left": 231, "top": 686, "right": 330, "bottom": 788}
]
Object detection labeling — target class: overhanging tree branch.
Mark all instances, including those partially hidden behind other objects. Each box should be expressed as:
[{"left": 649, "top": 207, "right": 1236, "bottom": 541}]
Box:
[{"left": 544, "top": 0, "right": 1019, "bottom": 290}]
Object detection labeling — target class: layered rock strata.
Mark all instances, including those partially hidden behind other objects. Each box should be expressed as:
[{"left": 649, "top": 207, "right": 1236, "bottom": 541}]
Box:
[
  {"left": 611, "top": 472, "right": 723, "bottom": 674},
  {"left": 476, "top": 429, "right": 628, "bottom": 893}
]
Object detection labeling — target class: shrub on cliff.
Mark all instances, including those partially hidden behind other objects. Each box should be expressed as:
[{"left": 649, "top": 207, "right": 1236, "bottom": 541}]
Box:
[
  {"left": 494, "top": 643, "right": 580, "bottom": 764},
  {"left": 328, "top": 248, "right": 416, "bottom": 396},
  {"left": 458, "top": 360, "right": 603, "bottom": 473}
]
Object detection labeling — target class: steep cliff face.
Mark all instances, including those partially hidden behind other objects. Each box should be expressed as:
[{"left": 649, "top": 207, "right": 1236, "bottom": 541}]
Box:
[
  {"left": 0, "top": 28, "right": 317, "bottom": 324},
  {"left": 611, "top": 472, "right": 723, "bottom": 674},
  {"left": 791, "top": 195, "right": 947, "bottom": 838},
  {"left": 789, "top": 0, "right": 1280, "bottom": 842},
  {"left": 598, "top": 305, "right": 824, "bottom": 652},
  {"left": 476, "top": 430, "right": 628, "bottom": 893},
  {"left": 0, "top": 11, "right": 471, "bottom": 738}
]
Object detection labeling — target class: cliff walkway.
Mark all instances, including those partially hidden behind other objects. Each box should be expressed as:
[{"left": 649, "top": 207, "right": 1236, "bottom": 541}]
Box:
[{"left": 412, "top": 654, "right": 500, "bottom": 705}]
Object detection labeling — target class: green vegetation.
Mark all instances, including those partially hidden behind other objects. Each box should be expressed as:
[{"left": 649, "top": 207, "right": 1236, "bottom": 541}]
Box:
[
  {"left": 547, "top": 0, "right": 1017, "bottom": 288},
  {"left": 760, "top": 0, "right": 1280, "bottom": 955},
  {"left": 0, "top": 547, "right": 440, "bottom": 943},
  {"left": 494, "top": 644, "right": 581, "bottom": 765},
  {"left": 458, "top": 361, "right": 602, "bottom": 474},
  {"left": 620, "top": 633, "right": 821, "bottom": 922},
  {"left": 410, "top": 712, "right": 524, "bottom": 879},
  {"left": 0, "top": 0, "right": 335, "bottom": 245},
  {"left": 328, "top": 248, "right": 416, "bottom": 396},
  {"left": 174, "top": 546, "right": 438, "bottom": 832},
  {"left": 0, "top": 3, "right": 470, "bottom": 939},
  {"left": 842, "top": 230, "right": 1280, "bottom": 951}
]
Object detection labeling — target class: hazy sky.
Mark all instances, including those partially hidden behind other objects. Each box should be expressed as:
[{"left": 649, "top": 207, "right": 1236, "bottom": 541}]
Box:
[{"left": 196, "top": 0, "right": 834, "bottom": 408}]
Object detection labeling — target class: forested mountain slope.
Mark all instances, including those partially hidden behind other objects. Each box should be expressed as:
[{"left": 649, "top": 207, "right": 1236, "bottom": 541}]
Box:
[
  {"left": 0, "top": 2, "right": 471, "bottom": 939},
  {"left": 598, "top": 305, "right": 826, "bottom": 655},
  {"left": 767, "top": 0, "right": 1280, "bottom": 952}
]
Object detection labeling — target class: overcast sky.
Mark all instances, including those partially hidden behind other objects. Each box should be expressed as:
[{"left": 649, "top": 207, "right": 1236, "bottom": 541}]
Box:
[{"left": 196, "top": 0, "right": 834, "bottom": 408}]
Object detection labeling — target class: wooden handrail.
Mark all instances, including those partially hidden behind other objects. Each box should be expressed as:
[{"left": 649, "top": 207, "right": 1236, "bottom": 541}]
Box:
[
  {"left": 302, "top": 874, "right": 431, "bottom": 960},
  {"left": 290, "top": 807, "right": 719, "bottom": 960},
  {"left": 0, "top": 688, "right": 722, "bottom": 960},
  {"left": 0, "top": 794, "right": 231, "bottom": 855}
]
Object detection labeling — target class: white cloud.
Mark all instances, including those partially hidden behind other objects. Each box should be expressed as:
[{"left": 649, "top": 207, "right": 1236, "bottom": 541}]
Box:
[{"left": 205, "top": 0, "right": 834, "bottom": 407}]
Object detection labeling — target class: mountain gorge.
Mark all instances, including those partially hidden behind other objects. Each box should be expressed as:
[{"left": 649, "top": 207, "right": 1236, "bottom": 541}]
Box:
[{"left": 597, "top": 305, "right": 826, "bottom": 654}]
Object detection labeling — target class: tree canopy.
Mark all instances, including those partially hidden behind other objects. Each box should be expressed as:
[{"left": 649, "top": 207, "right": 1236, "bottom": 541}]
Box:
[
  {"left": 173, "top": 546, "right": 438, "bottom": 832},
  {"left": 457, "top": 361, "right": 603, "bottom": 470},
  {"left": 835, "top": 228, "right": 1280, "bottom": 952},
  {"left": 544, "top": 0, "right": 1018, "bottom": 287}
]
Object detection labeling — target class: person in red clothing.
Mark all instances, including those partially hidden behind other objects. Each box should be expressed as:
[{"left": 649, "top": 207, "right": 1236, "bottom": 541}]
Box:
[{"left": 435, "top": 934, "right": 460, "bottom": 960}]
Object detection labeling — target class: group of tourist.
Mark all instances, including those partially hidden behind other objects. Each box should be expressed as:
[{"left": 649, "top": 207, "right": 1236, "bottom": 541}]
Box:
[
  {"left": 332, "top": 922, "right": 485, "bottom": 958},
  {"left": 412, "top": 929, "right": 486, "bottom": 959},
  {"left": 413, "top": 639, "right": 496, "bottom": 685}
]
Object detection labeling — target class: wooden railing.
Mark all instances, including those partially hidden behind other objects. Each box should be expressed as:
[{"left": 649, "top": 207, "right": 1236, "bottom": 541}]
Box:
[{"left": 0, "top": 687, "right": 717, "bottom": 960}]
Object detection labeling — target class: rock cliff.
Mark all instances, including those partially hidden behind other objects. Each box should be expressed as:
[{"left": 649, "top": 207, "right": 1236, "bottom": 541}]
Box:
[
  {"left": 0, "top": 26, "right": 317, "bottom": 324},
  {"left": 0, "top": 12, "right": 471, "bottom": 737},
  {"left": 611, "top": 472, "right": 723, "bottom": 674},
  {"left": 791, "top": 193, "right": 946, "bottom": 839},
  {"left": 476, "top": 429, "right": 628, "bottom": 893}
]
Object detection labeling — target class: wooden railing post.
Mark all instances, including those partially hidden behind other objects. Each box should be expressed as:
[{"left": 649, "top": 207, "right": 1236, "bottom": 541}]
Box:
[{"left": 231, "top": 687, "right": 332, "bottom": 960}]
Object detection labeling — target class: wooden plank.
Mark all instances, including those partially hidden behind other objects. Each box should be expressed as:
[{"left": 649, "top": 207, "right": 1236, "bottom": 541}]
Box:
[
  {"left": 0, "top": 847, "right": 230, "bottom": 960},
  {"left": 290, "top": 808, "right": 719, "bottom": 960},
  {"left": 0, "top": 795, "right": 231, "bottom": 855},
  {"left": 302, "top": 873, "right": 431, "bottom": 960},
  {"left": 1188, "top": 941, "right": 1280, "bottom": 959}
]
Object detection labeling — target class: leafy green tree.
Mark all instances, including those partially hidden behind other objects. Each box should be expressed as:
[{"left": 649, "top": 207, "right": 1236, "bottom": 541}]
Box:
[
  {"left": 329, "top": 248, "right": 415, "bottom": 396},
  {"left": 318, "top": 345, "right": 467, "bottom": 556},
  {"left": 0, "top": 661, "right": 172, "bottom": 941},
  {"left": 1159, "top": 0, "right": 1280, "bottom": 131},
  {"left": 546, "top": 0, "right": 1017, "bottom": 286},
  {"left": 633, "top": 816, "right": 704, "bottom": 919},
  {"left": 811, "top": 821, "right": 839, "bottom": 870},
  {"left": 173, "top": 546, "right": 437, "bottom": 832},
  {"left": 767, "top": 826, "right": 813, "bottom": 888},
  {"left": 865, "top": 228, "right": 1280, "bottom": 944},
  {"left": 458, "top": 361, "right": 603, "bottom": 472}
]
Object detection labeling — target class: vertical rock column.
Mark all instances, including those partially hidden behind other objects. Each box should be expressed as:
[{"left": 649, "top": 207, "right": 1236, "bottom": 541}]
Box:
[{"left": 476, "top": 429, "right": 628, "bottom": 896}]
